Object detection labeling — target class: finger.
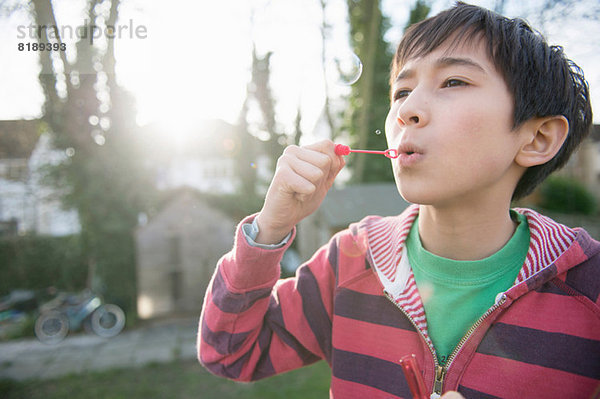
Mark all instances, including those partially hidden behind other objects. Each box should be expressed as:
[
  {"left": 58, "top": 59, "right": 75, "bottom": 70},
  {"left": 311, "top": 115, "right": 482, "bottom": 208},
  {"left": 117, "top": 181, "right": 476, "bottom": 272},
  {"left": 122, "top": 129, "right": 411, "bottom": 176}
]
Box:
[
  {"left": 284, "top": 145, "right": 333, "bottom": 173},
  {"left": 302, "top": 139, "right": 340, "bottom": 164},
  {"left": 281, "top": 142, "right": 344, "bottom": 190},
  {"left": 300, "top": 141, "right": 345, "bottom": 183},
  {"left": 302, "top": 139, "right": 335, "bottom": 153},
  {"left": 328, "top": 152, "right": 346, "bottom": 182},
  {"left": 285, "top": 156, "right": 327, "bottom": 186},
  {"left": 276, "top": 164, "right": 317, "bottom": 196}
]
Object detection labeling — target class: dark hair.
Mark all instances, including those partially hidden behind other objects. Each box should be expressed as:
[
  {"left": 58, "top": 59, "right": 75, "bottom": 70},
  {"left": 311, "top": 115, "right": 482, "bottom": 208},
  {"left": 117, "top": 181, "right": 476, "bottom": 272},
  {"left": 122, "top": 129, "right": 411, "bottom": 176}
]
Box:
[{"left": 391, "top": 2, "right": 593, "bottom": 200}]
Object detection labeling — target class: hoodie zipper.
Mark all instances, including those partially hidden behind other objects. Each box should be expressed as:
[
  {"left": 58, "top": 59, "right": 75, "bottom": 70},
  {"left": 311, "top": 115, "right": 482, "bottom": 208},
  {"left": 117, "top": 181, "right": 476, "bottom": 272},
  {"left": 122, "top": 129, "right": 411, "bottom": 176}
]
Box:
[
  {"left": 385, "top": 290, "right": 507, "bottom": 398},
  {"left": 384, "top": 291, "right": 440, "bottom": 397}
]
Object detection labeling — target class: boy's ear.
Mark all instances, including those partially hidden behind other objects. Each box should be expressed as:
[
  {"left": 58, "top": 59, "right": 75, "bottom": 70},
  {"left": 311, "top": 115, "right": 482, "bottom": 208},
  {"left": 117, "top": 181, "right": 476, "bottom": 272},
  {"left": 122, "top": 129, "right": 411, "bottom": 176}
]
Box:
[{"left": 515, "top": 115, "right": 569, "bottom": 167}]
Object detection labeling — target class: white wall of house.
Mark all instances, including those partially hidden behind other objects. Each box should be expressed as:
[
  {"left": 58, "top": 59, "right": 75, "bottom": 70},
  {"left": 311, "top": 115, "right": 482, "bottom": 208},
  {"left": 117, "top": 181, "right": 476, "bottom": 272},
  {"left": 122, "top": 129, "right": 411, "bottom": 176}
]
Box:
[{"left": 0, "top": 132, "right": 80, "bottom": 236}]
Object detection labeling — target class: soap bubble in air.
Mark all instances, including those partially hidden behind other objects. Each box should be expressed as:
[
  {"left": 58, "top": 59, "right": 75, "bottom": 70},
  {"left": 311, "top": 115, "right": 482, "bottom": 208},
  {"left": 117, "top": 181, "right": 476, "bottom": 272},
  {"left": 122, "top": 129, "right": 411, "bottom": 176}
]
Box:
[
  {"left": 339, "top": 229, "right": 368, "bottom": 258},
  {"left": 325, "top": 51, "right": 363, "bottom": 86}
]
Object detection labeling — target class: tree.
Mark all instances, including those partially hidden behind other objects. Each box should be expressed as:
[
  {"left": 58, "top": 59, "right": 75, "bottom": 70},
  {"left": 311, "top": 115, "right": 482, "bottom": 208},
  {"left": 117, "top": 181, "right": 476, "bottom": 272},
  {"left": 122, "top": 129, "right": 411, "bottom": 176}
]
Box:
[
  {"left": 234, "top": 87, "right": 259, "bottom": 198},
  {"left": 27, "top": 0, "right": 156, "bottom": 315},
  {"left": 406, "top": 0, "right": 431, "bottom": 30},
  {"left": 344, "top": 0, "right": 432, "bottom": 184},
  {"left": 345, "top": 0, "right": 396, "bottom": 183},
  {"left": 248, "top": 46, "right": 289, "bottom": 172},
  {"left": 318, "top": 0, "right": 340, "bottom": 140}
]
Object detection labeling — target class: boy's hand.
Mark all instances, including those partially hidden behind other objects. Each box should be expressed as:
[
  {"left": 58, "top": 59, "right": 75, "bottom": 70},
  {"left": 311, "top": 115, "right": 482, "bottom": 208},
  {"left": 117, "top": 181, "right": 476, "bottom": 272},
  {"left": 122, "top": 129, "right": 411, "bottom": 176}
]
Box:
[{"left": 255, "top": 140, "right": 345, "bottom": 245}]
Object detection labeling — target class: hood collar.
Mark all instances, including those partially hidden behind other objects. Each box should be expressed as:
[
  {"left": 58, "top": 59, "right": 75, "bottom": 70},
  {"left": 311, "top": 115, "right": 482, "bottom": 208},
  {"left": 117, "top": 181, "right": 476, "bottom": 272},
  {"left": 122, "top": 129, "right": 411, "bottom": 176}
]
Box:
[{"left": 362, "top": 205, "right": 581, "bottom": 344}]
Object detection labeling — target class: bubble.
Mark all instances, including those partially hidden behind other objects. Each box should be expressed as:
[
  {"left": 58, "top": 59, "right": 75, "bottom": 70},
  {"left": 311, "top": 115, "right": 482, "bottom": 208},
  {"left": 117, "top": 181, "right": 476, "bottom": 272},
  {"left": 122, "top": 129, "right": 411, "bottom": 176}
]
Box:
[
  {"left": 375, "top": 129, "right": 382, "bottom": 135},
  {"left": 250, "top": 162, "right": 257, "bottom": 169},
  {"left": 339, "top": 229, "right": 368, "bottom": 258},
  {"left": 65, "top": 147, "right": 75, "bottom": 157},
  {"left": 325, "top": 51, "right": 363, "bottom": 86}
]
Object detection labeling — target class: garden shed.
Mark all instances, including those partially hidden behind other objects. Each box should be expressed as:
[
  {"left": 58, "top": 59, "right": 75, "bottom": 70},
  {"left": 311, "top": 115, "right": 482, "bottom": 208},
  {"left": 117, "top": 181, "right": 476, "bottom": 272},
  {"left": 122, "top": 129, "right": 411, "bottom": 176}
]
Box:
[{"left": 135, "top": 189, "right": 235, "bottom": 319}]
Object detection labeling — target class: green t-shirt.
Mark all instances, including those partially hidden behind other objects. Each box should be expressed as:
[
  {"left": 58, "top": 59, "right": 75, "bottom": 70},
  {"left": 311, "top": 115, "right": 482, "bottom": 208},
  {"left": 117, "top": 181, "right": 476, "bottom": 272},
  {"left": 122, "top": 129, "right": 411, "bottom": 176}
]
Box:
[{"left": 407, "top": 211, "right": 529, "bottom": 366}]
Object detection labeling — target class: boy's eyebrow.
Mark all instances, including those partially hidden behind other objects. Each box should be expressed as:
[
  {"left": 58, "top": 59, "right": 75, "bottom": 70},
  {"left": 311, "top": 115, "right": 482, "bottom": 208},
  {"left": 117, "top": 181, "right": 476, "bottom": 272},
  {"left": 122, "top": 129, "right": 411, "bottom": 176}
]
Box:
[
  {"left": 394, "top": 56, "right": 486, "bottom": 84},
  {"left": 436, "top": 56, "right": 486, "bottom": 73}
]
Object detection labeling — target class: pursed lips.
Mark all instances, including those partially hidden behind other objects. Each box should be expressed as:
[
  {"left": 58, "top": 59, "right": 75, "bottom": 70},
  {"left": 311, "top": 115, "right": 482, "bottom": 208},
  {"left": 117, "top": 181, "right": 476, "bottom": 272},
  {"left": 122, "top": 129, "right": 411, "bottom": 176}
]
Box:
[{"left": 395, "top": 142, "right": 425, "bottom": 167}]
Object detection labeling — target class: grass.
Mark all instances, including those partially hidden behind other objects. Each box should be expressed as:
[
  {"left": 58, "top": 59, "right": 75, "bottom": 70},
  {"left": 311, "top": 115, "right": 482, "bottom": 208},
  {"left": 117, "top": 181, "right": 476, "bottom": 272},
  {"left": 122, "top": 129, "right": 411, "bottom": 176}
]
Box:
[{"left": 0, "top": 359, "right": 332, "bottom": 399}]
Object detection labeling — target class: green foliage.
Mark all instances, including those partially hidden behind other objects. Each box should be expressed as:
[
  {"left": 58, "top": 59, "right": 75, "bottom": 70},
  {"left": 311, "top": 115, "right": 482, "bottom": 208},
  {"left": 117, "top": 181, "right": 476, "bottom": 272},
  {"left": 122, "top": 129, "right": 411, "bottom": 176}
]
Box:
[
  {"left": 0, "top": 235, "right": 87, "bottom": 297},
  {"left": 1, "top": 314, "right": 37, "bottom": 340},
  {"left": 405, "top": 0, "right": 431, "bottom": 30},
  {"left": 44, "top": 123, "right": 153, "bottom": 315},
  {"left": 345, "top": 0, "right": 395, "bottom": 183},
  {"left": 539, "top": 176, "right": 598, "bottom": 215}
]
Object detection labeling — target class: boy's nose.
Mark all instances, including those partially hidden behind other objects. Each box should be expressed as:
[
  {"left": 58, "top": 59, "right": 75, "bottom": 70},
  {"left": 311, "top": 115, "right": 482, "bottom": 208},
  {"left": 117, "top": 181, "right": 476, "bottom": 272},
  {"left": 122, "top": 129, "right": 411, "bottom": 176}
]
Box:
[
  {"left": 397, "top": 115, "right": 420, "bottom": 125},
  {"left": 396, "top": 98, "right": 426, "bottom": 126},
  {"left": 396, "top": 88, "right": 428, "bottom": 126}
]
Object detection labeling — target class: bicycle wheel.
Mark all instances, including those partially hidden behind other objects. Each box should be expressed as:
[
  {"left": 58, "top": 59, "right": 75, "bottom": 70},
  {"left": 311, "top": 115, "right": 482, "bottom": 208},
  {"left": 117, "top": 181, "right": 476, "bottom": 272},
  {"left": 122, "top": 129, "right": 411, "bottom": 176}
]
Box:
[
  {"left": 35, "top": 311, "right": 69, "bottom": 344},
  {"left": 90, "top": 304, "right": 125, "bottom": 338}
]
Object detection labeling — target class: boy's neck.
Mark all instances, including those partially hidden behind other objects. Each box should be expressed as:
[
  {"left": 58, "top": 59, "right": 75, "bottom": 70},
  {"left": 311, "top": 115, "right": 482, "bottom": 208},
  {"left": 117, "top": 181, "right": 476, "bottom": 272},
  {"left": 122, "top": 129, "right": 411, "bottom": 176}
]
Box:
[{"left": 417, "top": 202, "right": 518, "bottom": 261}]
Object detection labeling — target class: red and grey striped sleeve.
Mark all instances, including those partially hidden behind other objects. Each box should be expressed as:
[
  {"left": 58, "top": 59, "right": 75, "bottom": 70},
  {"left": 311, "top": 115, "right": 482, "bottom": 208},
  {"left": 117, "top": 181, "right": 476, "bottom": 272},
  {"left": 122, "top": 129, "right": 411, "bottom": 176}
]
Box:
[{"left": 198, "top": 215, "right": 337, "bottom": 381}]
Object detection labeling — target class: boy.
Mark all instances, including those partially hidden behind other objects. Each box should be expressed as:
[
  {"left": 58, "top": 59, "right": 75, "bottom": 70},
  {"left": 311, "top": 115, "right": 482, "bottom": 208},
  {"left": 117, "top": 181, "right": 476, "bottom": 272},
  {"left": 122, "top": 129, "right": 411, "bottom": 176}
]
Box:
[{"left": 198, "top": 2, "right": 599, "bottom": 398}]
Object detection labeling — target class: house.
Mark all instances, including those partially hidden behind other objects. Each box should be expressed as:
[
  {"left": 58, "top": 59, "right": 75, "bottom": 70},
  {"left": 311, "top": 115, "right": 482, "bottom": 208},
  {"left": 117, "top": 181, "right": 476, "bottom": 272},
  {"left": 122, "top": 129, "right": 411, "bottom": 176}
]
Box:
[
  {"left": 297, "top": 183, "right": 410, "bottom": 261},
  {"left": 141, "top": 119, "right": 270, "bottom": 195},
  {"left": 0, "top": 120, "right": 79, "bottom": 236},
  {"left": 135, "top": 188, "right": 235, "bottom": 319},
  {"left": 0, "top": 120, "right": 37, "bottom": 235}
]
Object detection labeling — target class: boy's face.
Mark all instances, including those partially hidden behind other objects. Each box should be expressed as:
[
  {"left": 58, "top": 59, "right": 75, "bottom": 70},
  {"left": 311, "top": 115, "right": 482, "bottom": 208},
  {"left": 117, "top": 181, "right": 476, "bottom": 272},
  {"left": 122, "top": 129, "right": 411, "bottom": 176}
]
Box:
[{"left": 385, "top": 37, "right": 526, "bottom": 207}]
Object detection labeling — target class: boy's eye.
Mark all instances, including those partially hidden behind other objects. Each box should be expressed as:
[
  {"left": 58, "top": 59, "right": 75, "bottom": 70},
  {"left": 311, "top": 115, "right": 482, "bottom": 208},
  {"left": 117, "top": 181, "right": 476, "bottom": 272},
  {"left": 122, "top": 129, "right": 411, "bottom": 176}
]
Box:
[
  {"left": 442, "top": 78, "right": 468, "bottom": 88},
  {"left": 393, "top": 89, "right": 411, "bottom": 101}
]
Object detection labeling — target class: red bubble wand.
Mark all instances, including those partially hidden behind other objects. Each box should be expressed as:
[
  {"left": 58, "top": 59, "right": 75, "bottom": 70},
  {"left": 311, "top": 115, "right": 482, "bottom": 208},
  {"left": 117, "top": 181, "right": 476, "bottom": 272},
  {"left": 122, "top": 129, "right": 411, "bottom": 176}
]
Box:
[
  {"left": 399, "top": 354, "right": 429, "bottom": 399},
  {"left": 335, "top": 144, "right": 399, "bottom": 159}
]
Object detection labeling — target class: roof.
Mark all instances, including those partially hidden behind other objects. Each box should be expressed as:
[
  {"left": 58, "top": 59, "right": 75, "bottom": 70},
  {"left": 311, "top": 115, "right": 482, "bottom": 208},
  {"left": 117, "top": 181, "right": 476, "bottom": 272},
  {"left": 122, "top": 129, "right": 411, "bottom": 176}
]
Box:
[
  {"left": 0, "top": 120, "right": 42, "bottom": 159},
  {"left": 136, "top": 187, "right": 235, "bottom": 235},
  {"left": 319, "top": 183, "right": 410, "bottom": 228}
]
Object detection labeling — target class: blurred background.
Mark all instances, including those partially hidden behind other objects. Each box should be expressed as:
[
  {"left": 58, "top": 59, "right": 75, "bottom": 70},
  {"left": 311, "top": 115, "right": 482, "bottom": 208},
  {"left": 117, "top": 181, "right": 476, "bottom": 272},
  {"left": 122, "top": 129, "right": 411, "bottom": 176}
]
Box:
[{"left": 0, "top": 0, "right": 599, "bottom": 397}]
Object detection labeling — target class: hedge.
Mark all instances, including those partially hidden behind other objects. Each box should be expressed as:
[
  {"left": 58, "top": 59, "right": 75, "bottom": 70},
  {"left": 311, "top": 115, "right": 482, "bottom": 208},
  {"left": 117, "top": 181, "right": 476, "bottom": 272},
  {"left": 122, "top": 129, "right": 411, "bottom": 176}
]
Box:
[{"left": 0, "top": 234, "right": 87, "bottom": 297}]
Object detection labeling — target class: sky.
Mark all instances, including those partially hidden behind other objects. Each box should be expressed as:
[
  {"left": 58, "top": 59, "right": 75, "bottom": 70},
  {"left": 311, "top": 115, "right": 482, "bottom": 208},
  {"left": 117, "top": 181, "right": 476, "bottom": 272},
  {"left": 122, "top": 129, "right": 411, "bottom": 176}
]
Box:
[{"left": 1, "top": 0, "right": 599, "bottom": 141}]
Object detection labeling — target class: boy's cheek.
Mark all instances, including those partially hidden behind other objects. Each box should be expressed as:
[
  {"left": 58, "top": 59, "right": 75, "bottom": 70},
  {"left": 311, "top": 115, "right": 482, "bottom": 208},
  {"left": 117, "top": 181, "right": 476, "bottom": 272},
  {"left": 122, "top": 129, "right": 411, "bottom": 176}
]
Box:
[{"left": 384, "top": 110, "right": 399, "bottom": 144}]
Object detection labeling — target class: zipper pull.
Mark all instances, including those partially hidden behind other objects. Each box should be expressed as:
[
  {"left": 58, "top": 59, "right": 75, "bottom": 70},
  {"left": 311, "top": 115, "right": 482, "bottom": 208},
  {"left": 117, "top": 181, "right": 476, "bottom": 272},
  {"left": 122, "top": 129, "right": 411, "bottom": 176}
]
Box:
[{"left": 430, "top": 365, "right": 445, "bottom": 399}]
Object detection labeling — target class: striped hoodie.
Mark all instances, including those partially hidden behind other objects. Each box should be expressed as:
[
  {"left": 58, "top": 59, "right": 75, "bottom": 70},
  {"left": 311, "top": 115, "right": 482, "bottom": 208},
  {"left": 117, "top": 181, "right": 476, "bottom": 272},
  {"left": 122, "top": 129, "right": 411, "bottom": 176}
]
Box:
[{"left": 198, "top": 205, "right": 600, "bottom": 398}]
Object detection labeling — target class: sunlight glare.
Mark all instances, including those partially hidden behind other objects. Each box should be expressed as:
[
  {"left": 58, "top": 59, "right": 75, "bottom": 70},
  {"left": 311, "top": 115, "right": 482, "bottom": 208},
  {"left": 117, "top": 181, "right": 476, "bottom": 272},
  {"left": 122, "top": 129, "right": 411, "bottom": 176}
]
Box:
[{"left": 115, "top": 1, "right": 252, "bottom": 133}]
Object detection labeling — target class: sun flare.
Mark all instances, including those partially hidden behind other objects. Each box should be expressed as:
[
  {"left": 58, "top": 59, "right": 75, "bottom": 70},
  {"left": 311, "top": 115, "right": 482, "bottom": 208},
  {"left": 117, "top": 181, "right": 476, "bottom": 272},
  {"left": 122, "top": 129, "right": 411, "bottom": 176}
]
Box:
[{"left": 114, "top": 1, "right": 251, "bottom": 133}]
